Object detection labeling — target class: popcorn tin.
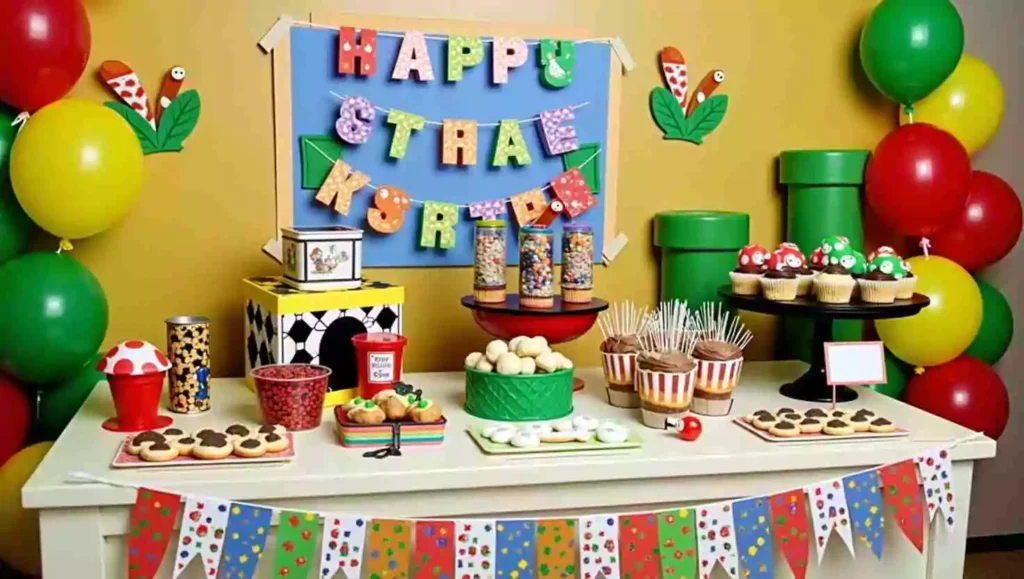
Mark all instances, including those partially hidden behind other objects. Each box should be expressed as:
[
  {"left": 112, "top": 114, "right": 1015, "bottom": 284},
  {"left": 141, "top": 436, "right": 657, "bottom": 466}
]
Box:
[
  {"left": 281, "top": 226, "right": 363, "bottom": 291},
  {"left": 473, "top": 220, "right": 507, "bottom": 303},
  {"left": 518, "top": 226, "right": 554, "bottom": 309},
  {"left": 166, "top": 315, "right": 211, "bottom": 414},
  {"left": 561, "top": 224, "right": 594, "bottom": 304}
]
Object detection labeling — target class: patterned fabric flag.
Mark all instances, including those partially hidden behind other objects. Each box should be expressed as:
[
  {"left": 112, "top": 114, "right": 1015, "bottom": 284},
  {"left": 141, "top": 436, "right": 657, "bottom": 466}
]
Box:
[
  {"left": 880, "top": 460, "right": 925, "bottom": 552},
  {"left": 127, "top": 488, "right": 181, "bottom": 579},
  {"left": 220, "top": 503, "right": 273, "bottom": 579},
  {"left": 468, "top": 199, "right": 507, "bottom": 220},
  {"left": 656, "top": 508, "right": 697, "bottom": 579},
  {"left": 579, "top": 516, "right": 618, "bottom": 579},
  {"left": 172, "top": 497, "right": 229, "bottom": 578},
  {"left": 455, "top": 519, "right": 496, "bottom": 577},
  {"left": 617, "top": 514, "right": 659, "bottom": 579},
  {"left": 696, "top": 502, "right": 738, "bottom": 579},
  {"left": 769, "top": 490, "right": 810, "bottom": 579},
  {"left": 733, "top": 497, "right": 774, "bottom": 579},
  {"left": 320, "top": 515, "right": 369, "bottom": 578},
  {"left": 915, "top": 448, "right": 956, "bottom": 526},
  {"left": 536, "top": 519, "right": 577, "bottom": 578},
  {"left": 805, "top": 479, "right": 855, "bottom": 561},
  {"left": 413, "top": 520, "right": 455, "bottom": 579},
  {"left": 496, "top": 520, "right": 536, "bottom": 578},
  {"left": 366, "top": 519, "right": 412, "bottom": 577},
  {"left": 844, "top": 471, "right": 885, "bottom": 559},
  {"left": 273, "top": 510, "right": 321, "bottom": 577}
]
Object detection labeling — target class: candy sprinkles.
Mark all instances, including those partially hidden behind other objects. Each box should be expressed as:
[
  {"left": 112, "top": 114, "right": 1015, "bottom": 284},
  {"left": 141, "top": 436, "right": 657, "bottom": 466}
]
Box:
[
  {"left": 473, "top": 220, "right": 507, "bottom": 303},
  {"left": 519, "top": 226, "right": 555, "bottom": 308},
  {"left": 561, "top": 224, "right": 594, "bottom": 304}
]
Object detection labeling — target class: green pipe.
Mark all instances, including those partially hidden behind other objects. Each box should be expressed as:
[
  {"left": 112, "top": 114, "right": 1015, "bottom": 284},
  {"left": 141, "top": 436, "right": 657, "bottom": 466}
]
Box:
[{"left": 654, "top": 210, "right": 749, "bottom": 308}]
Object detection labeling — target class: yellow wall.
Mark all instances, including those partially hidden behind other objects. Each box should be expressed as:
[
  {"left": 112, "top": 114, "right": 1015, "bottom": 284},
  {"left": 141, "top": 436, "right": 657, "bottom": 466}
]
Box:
[{"left": 70, "top": 0, "right": 892, "bottom": 376}]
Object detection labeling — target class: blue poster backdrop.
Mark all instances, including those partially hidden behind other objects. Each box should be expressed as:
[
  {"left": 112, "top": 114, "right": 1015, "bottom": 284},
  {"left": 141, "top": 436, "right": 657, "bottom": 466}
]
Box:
[{"left": 288, "top": 26, "right": 612, "bottom": 267}]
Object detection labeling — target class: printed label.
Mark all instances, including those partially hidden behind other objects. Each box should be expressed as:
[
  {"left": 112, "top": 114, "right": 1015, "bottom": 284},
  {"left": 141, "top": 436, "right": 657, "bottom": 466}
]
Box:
[{"left": 368, "top": 352, "right": 395, "bottom": 383}]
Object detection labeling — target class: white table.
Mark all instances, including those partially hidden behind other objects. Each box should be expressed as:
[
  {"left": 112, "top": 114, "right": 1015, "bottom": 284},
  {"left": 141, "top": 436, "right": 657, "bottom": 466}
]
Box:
[{"left": 24, "top": 362, "right": 995, "bottom": 578}]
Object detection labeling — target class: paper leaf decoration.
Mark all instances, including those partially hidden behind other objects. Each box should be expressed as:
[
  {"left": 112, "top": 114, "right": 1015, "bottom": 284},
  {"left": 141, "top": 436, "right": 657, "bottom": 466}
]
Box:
[
  {"left": 155, "top": 89, "right": 201, "bottom": 152},
  {"left": 367, "top": 185, "right": 412, "bottom": 233},
  {"left": 492, "top": 37, "right": 528, "bottom": 84},
  {"left": 300, "top": 135, "right": 344, "bottom": 189},
  {"left": 844, "top": 470, "right": 885, "bottom": 559},
  {"left": 496, "top": 520, "right": 537, "bottom": 577},
  {"left": 393, "top": 31, "right": 435, "bottom": 81},
  {"left": 273, "top": 511, "right": 320, "bottom": 578},
  {"left": 509, "top": 188, "right": 548, "bottom": 227},
  {"left": 578, "top": 516, "right": 617, "bottom": 579},
  {"left": 414, "top": 520, "right": 455, "bottom": 579},
  {"left": 915, "top": 448, "right": 956, "bottom": 526},
  {"left": 319, "top": 515, "right": 368, "bottom": 578},
  {"left": 387, "top": 109, "right": 426, "bottom": 159},
  {"left": 454, "top": 519, "right": 496, "bottom": 575},
  {"left": 659, "top": 47, "right": 688, "bottom": 109},
  {"left": 105, "top": 101, "right": 161, "bottom": 155},
  {"left": 493, "top": 119, "right": 532, "bottom": 166},
  {"left": 539, "top": 40, "right": 575, "bottom": 88},
  {"left": 442, "top": 119, "right": 478, "bottom": 165},
  {"left": 220, "top": 503, "right": 273, "bottom": 579},
  {"left": 315, "top": 160, "right": 369, "bottom": 215},
  {"left": 650, "top": 58, "right": 729, "bottom": 146},
  {"left": 338, "top": 27, "right": 377, "bottom": 76},
  {"left": 447, "top": 36, "right": 484, "bottom": 81},
  {"left": 366, "top": 519, "right": 412, "bottom": 578},
  {"left": 468, "top": 199, "right": 506, "bottom": 220},
  {"left": 172, "top": 497, "right": 230, "bottom": 579},
  {"left": 656, "top": 509, "right": 697, "bottom": 579},
  {"left": 617, "top": 514, "right": 659, "bottom": 578},
  {"left": 420, "top": 201, "right": 459, "bottom": 248},
  {"left": 696, "top": 502, "right": 738, "bottom": 579},
  {"left": 336, "top": 96, "right": 376, "bottom": 144},
  {"left": 535, "top": 519, "right": 577, "bottom": 578},
  {"left": 769, "top": 490, "right": 810, "bottom": 579},
  {"left": 733, "top": 497, "right": 774, "bottom": 579},
  {"left": 538, "top": 106, "right": 579, "bottom": 156},
  {"left": 127, "top": 488, "right": 181, "bottom": 579},
  {"left": 550, "top": 167, "right": 597, "bottom": 218},
  {"left": 649, "top": 87, "right": 688, "bottom": 140},
  {"left": 806, "top": 479, "right": 855, "bottom": 562},
  {"left": 562, "top": 142, "right": 601, "bottom": 193},
  {"left": 684, "top": 94, "right": 729, "bottom": 144},
  {"left": 880, "top": 460, "right": 925, "bottom": 552}
]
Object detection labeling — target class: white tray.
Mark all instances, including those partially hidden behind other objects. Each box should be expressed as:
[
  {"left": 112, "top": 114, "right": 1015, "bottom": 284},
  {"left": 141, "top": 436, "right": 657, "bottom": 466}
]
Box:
[
  {"left": 111, "top": 434, "right": 296, "bottom": 469},
  {"left": 732, "top": 418, "right": 909, "bottom": 444}
]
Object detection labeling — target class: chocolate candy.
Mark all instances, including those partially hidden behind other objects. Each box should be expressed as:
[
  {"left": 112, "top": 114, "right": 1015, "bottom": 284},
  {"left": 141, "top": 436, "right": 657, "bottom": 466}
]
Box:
[
  {"left": 177, "top": 437, "right": 196, "bottom": 445},
  {"left": 871, "top": 418, "right": 892, "bottom": 426},
  {"left": 239, "top": 439, "right": 262, "bottom": 449},
  {"left": 163, "top": 428, "right": 185, "bottom": 437},
  {"left": 226, "top": 424, "right": 251, "bottom": 437},
  {"left": 805, "top": 408, "right": 828, "bottom": 418},
  {"left": 800, "top": 418, "right": 819, "bottom": 425},
  {"left": 148, "top": 442, "right": 172, "bottom": 451},
  {"left": 826, "top": 420, "right": 847, "bottom": 428},
  {"left": 774, "top": 421, "right": 796, "bottom": 430},
  {"left": 258, "top": 424, "right": 278, "bottom": 434},
  {"left": 849, "top": 414, "right": 869, "bottom": 423},
  {"left": 253, "top": 365, "right": 329, "bottom": 431},
  {"left": 265, "top": 433, "right": 282, "bottom": 443},
  {"left": 200, "top": 436, "right": 228, "bottom": 448},
  {"left": 132, "top": 431, "right": 165, "bottom": 445}
]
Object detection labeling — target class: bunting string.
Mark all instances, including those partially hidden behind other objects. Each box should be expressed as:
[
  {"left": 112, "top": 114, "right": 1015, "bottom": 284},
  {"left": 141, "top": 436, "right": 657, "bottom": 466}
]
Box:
[
  {"left": 329, "top": 91, "right": 591, "bottom": 127},
  {"left": 288, "top": 18, "right": 618, "bottom": 47}
]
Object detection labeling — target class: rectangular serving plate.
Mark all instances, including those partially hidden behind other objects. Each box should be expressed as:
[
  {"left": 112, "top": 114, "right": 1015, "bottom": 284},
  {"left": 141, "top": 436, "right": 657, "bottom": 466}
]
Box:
[
  {"left": 111, "top": 434, "right": 296, "bottom": 469},
  {"left": 732, "top": 418, "right": 908, "bottom": 444},
  {"left": 334, "top": 407, "right": 446, "bottom": 447},
  {"left": 466, "top": 428, "right": 643, "bottom": 455}
]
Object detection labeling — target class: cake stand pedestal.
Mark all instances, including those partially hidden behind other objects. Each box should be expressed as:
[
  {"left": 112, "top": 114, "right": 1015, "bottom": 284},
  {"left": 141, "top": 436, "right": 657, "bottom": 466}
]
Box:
[
  {"left": 718, "top": 286, "right": 929, "bottom": 403},
  {"left": 460, "top": 295, "right": 608, "bottom": 391}
]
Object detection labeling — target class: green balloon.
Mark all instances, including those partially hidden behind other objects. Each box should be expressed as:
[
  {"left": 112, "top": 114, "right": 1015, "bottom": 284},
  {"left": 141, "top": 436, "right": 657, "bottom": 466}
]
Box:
[
  {"left": 38, "top": 353, "right": 104, "bottom": 440},
  {"left": 965, "top": 279, "right": 1014, "bottom": 365},
  {"left": 0, "top": 105, "right": 33, "bottom": 265},
  {"left": 860, "top": 0, "right": 964, "bottom": 105},
  {"left": 0, "top": 253, "right": 108, "bottom": 384},
  {"left": 864, "top": 351, "right": 909, "bottom": 399}
]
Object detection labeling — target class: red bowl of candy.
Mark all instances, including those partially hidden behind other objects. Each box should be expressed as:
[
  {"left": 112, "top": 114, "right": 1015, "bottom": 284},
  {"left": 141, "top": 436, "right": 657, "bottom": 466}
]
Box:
[{"left": 250, "top": 364, "right": 331, "bottom": 431}]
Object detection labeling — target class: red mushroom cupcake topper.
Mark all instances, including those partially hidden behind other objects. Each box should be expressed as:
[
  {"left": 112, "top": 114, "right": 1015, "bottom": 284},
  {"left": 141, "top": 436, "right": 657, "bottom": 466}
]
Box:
[
  {"left": 737, "top": 244, "right": 769, "bottom": 270},
  {"left": 98, "top": 340, "right": 171, "bottom": 376},
  {"left": 809, "top": 246, "right": 826, "bottom": 269},
  {"left": 768, "top": 245, "right": 806, "bottom": 271},
  {"left": 867, "top": 245, "right": 897, "bottom": 262}
]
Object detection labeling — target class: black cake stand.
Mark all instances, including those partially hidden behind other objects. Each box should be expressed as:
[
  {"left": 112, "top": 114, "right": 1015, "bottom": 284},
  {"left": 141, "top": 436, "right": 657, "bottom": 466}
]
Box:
[{"left": 718, "top": 285, "right": 929, "bottom": 403}]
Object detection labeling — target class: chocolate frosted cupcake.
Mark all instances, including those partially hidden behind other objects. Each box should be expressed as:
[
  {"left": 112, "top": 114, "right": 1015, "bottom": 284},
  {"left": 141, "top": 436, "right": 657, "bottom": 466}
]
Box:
[
  {"left": 690, "top": 306, "right": 752, "bottom": 417},
  {"left": 792, "top": 266, "right": 815, "bottom": 297},
  {"left": 897, "top": 260, "right": 917, "bottom": 299},
  {"left": 814, "top": 264, "right": 855, "bottom": 304},
  {"left": 761, "top": 268, "right": 798, "bottom": 301},
  {"left": 597, "top": 303, "right": 651, "bottom": 409},
  {"left": 858, "top": 269, "right": 898, "bottom": 303},
  {"left": 636, "top": 301, "right": 698, "bottom": 428},
  {"left": 730, "top": 245, "right": 769, "bottom": 296}
]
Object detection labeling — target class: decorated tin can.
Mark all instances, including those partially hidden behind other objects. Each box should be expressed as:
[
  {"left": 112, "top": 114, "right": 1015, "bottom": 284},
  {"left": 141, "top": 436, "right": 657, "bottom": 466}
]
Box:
[
  {"left": 473, "top": 220, "right": 507, "bottom": 303},
  {"left": 518, "top": 226, "right": 554, "bottom": 308},
  {"left": 166, "top": 316, "right": 211, "bottom": 413},
  {"left": 561, "top": 223, "right": 594, "bottom": 304}
]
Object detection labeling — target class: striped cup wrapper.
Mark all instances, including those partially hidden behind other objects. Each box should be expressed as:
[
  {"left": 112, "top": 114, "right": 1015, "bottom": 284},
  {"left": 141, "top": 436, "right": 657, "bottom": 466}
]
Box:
[
  {"left": 601, "top": 352, "right": 636, "bottom": 388},
  {"left": 695, "top": 358, "right": 744, "bottom": 394},
  {"left": 636, "top": 367, "right": 696, "bottom": 409}
]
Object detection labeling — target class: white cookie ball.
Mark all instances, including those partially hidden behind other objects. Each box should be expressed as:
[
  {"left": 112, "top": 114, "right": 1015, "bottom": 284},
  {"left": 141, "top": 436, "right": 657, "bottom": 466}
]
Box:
[
  {"left": 554, "top": 353, "right": 574, "bottom": 370},
  {"left": 475, "top": 357, "right": 494, "bottom": 373},
  {"left": 508, "top": 336, "right": 530, "bottom": 353},
  {"left": 496, "top": 352, "right": 522, "bottom": 375},
  {"left": 515, "top": 337, "right": 541, "bottom": 358},
  {"left": 538, "top": 345, "right": 553, "bottom": 357},
  {"left": 535, "top": 352, "right": 560, "bottom": 373},
  {"left": 485, "top": 340, "right": 509, "bottom": 363},
  {"left": 532, "top": 336, "right": 549, "bottom": 349},
  {"left": 519, "top": 357, "right": 536, "bottom": 375},
  {"left": 465, "top": 352, "right": 484, "bottom": 369}
]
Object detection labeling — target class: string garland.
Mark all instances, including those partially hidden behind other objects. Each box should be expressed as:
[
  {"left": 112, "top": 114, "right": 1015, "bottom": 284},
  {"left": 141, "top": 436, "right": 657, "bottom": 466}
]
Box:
[
  {"left": 330, "top": 92, "right": 590, "bottom": 128},
  {"left": 289, "top": 18, "right": 619, "bottom": 47}
]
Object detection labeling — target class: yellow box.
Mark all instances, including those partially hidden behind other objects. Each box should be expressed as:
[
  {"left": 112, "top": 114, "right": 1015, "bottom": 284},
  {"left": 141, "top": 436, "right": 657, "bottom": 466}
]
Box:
[{"left": 243, "top": 276, "right": 405, "bottom": 407}]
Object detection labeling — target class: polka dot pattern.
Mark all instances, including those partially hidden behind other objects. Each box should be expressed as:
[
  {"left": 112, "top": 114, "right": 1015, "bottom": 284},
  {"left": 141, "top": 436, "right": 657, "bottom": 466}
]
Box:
[{"left": 98, "top": 340, "right": 172, "bottom": 376}]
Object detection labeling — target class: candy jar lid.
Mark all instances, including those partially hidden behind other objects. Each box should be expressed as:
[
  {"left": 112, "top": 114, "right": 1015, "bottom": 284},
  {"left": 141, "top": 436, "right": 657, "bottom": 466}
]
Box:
[
  {"left": 97, "top": 340, "right": 172, "bottom": 376},
  {"left": 476, "top": 220, "right": 505, "bottom": 228},
  {"left": 563, "top": 223, "right": 592, "bottom": 233}
]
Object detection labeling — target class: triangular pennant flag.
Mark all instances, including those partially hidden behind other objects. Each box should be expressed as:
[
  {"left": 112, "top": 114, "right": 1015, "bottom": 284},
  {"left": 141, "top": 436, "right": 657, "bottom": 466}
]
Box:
[
  {"left": 769, "top": 490, "right": 810, "bottom": 579},
  {"left": 319, "top": 515, "right": 368, "bottom": 578},
  {"left": 454, "top": 519, "right": 496, "bottom": 575},
  {"left": 468, "top": 198, "right": 507, "bottom": 220},
  {"left": 273, "top": 510, "right": 320, "bottom": 577},
  {"left": 536, "top": 519, "right": 578, "bottom": 578},
  {"left": 300, "top": 135, "right": 344, "bottom": 189},
  {"left": 550, "top": 167, "right": 597, "bottom": 218},
  {"left": 562, "top": 142, "right": 601, "bottom": 193},
  {"left": 366, "top": 519, "right": 412, "bottom": 577},
  {"left": 413, "top": 520, "right": 455, "bottom": 579},
  {"left": 805, "top": 479, "right": 855, "bottom": 561},
  {"left": 579, "top": 516, "right": 617, "bottom": 579},
  {"left": 127, "top": 488, "right": 181, "bottom": 579},
  {"left": 509, "top": 188, "right": 549, "bottom": 226},
  {"left": 617, "top": 514, "right": 659, "bottom": 578},
  {"left": 220, "top": 503, "right": 273, "bottom": 579},
  {"left": 696, "top": 502, "right": 739, "bottom": 579},
  {"left": 172, "top": 497, "right": 230, "bottom": 578},
  {"left": 733, "top": 497, "right": 774, "bottom": 579},
  {"left": 915, "top": 447, "right": 956, "bottom": 527},
  {"left": 494, "top": 520, "right": 537, "bottom": 577},
  {"left": 880, "top": 460, "right": 925, "bottom": 552},
  {"left": 844, "top": 470, "right": 885, "bottom": 559},
  {"left": 656, "top": 508, "right": 697, "bottom": 579}
]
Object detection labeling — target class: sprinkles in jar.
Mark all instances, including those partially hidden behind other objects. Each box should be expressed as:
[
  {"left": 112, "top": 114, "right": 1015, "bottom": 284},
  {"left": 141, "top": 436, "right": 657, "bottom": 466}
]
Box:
[
  {"left": 561, "top": 224, "right": 594, "bottom": 303},
  {"left": 519, "top": 226, "right": 555, "bottom": 308},
  {"left": 473, "top": 220, "right": 507, "bottom": 303}
]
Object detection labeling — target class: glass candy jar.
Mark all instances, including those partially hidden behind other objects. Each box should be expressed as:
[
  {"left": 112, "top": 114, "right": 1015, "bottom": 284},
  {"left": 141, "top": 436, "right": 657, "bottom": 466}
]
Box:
[
  {"left": 561, "top": 224, "right": 594, "bottom": 303},
  {"left": 519, "top": 226, "right": 554, "bottom": 308},
  {"left": 473, "top": 220, "right": 507, "bottom": 303}
]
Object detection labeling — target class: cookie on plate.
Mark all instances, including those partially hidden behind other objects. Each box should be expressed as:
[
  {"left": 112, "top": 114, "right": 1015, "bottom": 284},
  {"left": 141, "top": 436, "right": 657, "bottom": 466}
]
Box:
[
  {"left": 780, "top": 412, "right": 804, "bottom": 423},
  {"left": 257, "top": 424, "right": 287, "bottom": 438},
  {"left": 803, "top": 408, "right": 829, "bottom": 419},
  {"left": 743, "top": 410, "right": 773, "bottom": 424},
  {"left": 798, "top": 418, "right": 824, "bottom": 434},
  {"left": 233, "top": 438, "right": 268, "bottom": 458},
  {"left": 128, "top": 431, "right": 166, "bottom": 455},
  {"left": 854, "top": 408, "right": 876, "bottom": 419},
  {"left": 869, "top": 417, "right": 896, "bottom": 433},
  {"left": 194, "top": 428, "right": 224, "bottom": 441},
  {"left": 823, "top": 419, "right": 854, "bottom": 436},
  {"left": 264, "top": 432, "right": 290, "bottom": 453},
  {"left": 776, "top": 407, "right": 797, "bottom": 416},
  {"left": 161, "top": 427, "right": 187, "bottom": 441},
  {"left": 753, "top": 413, "right": 778, "bottom": 431},
  {"left": 140, "top": 442, "right": 179, "bottom": 462},
  {"left": 193, "top": 434, "right": 233, "bottom": 460},
  {"left": 848, "top": 413, "right": 871, "bottom": 433},
  {"left": 225, "top": 424, "right": 252, "bottom": 441},
  {"left": 769, "top": 421, "right": 800, "bottom": 438},
  {"left": 409, "top": 399, "right": 443, "bottom": 423}
]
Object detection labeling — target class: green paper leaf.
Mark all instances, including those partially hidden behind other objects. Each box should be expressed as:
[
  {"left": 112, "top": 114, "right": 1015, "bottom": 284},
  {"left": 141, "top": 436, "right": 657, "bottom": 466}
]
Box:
[
  {"left": 561, "top": 142, "right": 601, "bottom": 193},
  {"left": 649, "top": 87, "right": 687, "bottom": 139},
  {"left": 104, "top": 101, "right": 160, "bottom": 154},
  {"left": 156, "top": 89, "right": 201, "bottom": 152},
  {"left": 683, "top": 94, "right": 728, "bottom": 142},
  {"left": 300, "top": 135, "right": 344, "bottom": 189}
]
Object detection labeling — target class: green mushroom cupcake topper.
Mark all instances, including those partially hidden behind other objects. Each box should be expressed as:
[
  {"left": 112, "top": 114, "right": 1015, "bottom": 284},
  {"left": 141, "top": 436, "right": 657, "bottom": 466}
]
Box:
[
  {"left": 869, "top": 254, "right": 907, "bottom": 278},
  {"left": 820, "top": 235, "right": 851, "bottom": 256},
  {"left": 849, "top": 251, "right": 868, "bottom": 276}
]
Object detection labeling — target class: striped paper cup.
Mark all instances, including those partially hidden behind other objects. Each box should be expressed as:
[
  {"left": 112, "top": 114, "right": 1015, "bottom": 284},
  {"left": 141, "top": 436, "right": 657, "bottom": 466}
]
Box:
[
  {"left": 695, "top": 358, "right": 744, "bottom": 394},
  {"left": 636, "top": 367, "right": 696, "bottom": 429},
  {"left": 602, "top": 352, "right": 640, "bottom": 408}
]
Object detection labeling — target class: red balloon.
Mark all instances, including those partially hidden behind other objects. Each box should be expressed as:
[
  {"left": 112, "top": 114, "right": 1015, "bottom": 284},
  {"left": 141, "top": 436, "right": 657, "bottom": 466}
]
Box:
[
  {"left": 0, "top": 0, "right": 91, "bottom": 112},
  {"left": 865, "top": 123, "right": 971, "bottom": 237},
  {"left": 929, "top": 171, "right": 1023, "bottom": 272},
  {"left": 904, "top": 355, "right": 1010, "bottom": 439},
  {"left": 0, "top": 373, "right": 30, "bottom": 466}
]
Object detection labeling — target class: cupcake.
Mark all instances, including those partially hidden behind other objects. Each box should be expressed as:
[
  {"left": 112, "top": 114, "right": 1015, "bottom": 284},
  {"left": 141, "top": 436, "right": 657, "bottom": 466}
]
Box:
[
  {"left": 897, "top": 259, "right": 917, "bottom": 299},
  {"left": 844, "top": 251, "right": 868, "bottom": 298},
  {"left": 730, "top": 244, "right": 769, "bottom": 295},
  {"left": 769, "top": 243, "right": 813, "bottom": 296},
  {"left": 861, "top": 254, "right": 905, "bottom": 303},
  {"left": 761, "top": 268, "right": 799, "bottom": 301},
  {"left": 690, "top": 306, "right": 752, "bottom": 417},
  {"left": 597, "top": 303, "right": 651, "bottom": 409},
  {"left": 636, "top": 301, "right": 698, "bottom": 429},
  {"left": 814, "top": 264, "right": 856, "bottom": 303}
]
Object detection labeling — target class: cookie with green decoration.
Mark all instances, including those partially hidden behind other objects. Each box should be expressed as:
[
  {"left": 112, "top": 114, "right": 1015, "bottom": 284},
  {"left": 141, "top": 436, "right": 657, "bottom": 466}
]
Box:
[{"left": 868, "top": 254, "right": 907, "bottom": 279}]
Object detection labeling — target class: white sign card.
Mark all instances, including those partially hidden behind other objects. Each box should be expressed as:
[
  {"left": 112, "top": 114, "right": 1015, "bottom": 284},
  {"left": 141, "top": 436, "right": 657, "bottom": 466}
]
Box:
[{"left": 824, "top": 341, "right": 886, "bottom": 386}]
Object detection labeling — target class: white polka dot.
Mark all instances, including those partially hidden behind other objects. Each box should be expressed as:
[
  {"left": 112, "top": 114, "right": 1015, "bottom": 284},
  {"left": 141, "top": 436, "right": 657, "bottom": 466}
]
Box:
[
  {"left": 343, "top": 42, "right": 352, "bottom": 51},
  {"left": 365, "top": 45, "right": 373, "bottom": 53}
]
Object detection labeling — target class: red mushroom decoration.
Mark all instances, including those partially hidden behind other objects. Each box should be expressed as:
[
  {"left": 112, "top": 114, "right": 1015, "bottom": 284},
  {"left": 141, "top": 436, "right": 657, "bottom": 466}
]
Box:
[
  {"left": 867, "top": 245, "right": 896, "bottom": 262},
  {"left": 767, "top": 244, "right": 806, "bottom": 271},
  {"left": 98, "top": 340, "right": 174, "bottom": 432},
  {"left": 809, "top": 246, "right": 826, "bottom": 269},
  {"left": 736, "top": 244, "right": 769, "bottom": 271}
]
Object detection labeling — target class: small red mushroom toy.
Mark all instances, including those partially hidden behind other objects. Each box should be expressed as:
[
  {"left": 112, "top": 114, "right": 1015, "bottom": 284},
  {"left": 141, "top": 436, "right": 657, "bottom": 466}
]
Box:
[
  {"left": 767, "top": 244, "right": 806, "bottom": 271},
  {"left": 679, "top": 415, "right": 702, "bottom": 441},
  {"left": 736, "top": 244, "right": 769, "bottom": 270}
]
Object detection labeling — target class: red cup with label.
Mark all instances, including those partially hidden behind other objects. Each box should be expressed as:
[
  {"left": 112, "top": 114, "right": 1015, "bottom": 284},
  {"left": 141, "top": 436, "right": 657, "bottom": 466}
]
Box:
[{"left": 352, "top": 333, "right": 408, "bottom": 400}]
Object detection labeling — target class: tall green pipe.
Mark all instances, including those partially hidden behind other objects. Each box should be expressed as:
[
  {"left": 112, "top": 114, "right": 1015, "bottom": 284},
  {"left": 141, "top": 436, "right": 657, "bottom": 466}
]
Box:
[{"left": 654, "top": 210, "right": 749, "bottom": 308}]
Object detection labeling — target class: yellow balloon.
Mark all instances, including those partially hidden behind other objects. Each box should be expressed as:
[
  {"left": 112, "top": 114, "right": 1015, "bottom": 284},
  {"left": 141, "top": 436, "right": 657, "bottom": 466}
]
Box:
[
  {"left": 10, "top": 99, "right": 144, "bottom": 240},
  {"left": 899, "top": 54, "right": 1004, "bottom": 155},
  {"left": 876, "top": 256, "right": 981, "bottom": 367},
  {"left": 0, "top": 442, "right": 52, "bottom": 576}
]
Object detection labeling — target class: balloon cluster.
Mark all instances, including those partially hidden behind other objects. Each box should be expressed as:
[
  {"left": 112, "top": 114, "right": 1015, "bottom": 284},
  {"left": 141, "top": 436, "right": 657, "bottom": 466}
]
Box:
[{"left": 859, "top": 0, "right": 1018, "bottom": 440}]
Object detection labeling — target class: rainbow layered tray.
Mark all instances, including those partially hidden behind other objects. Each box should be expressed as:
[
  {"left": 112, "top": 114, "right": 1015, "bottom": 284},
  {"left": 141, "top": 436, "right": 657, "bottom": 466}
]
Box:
[{"left": 333, "top": 407, "right": 446, "bottom": 447}]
